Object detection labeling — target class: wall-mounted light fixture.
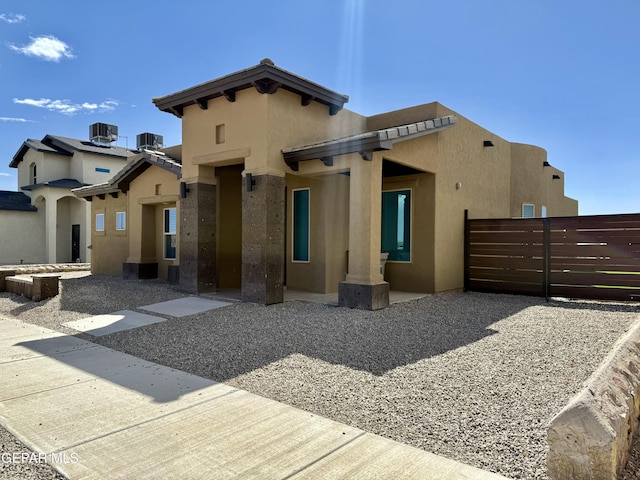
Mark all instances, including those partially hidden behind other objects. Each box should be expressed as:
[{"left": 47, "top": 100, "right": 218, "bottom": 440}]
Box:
[
  {"left": 456, "top": 182, "right": 462, "bottom": 190},
  {"left": 180, "top": 181, "right": 190, "bottom": 199},
  {"left": 246, "top": 173, "right": 256, "bottom": 192},
  {"left": 483, "top": 140, "right": 494, "bottom": 147}
]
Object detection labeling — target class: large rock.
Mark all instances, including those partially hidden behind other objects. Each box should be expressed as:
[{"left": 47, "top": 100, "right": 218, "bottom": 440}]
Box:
[{"left": 547, "top": 320, "right": 640, "bottom": 479}]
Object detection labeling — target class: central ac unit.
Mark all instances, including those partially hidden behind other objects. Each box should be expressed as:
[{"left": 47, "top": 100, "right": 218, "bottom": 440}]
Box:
[{"left": 90, "top": 123, "right": 118, "bottom": 144}]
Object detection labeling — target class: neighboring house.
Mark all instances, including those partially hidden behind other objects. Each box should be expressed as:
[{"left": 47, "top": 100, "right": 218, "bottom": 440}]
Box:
[
  {"left": 74, "top": 59, "right": 578, "bottom": 310},
  {"left": 1, "top": 130, "right": 138, "bottom": 265}
]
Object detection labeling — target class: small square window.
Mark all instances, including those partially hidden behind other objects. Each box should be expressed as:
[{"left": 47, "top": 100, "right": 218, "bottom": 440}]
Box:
[
  {"left": 522, "top": 204, "right": 535, "bottom": 218},
  {"left": 116, "top": 212, "right": 126, "bottom": 230},
  {"left": 96, "top": 213, "right": 105, "bottom": 232}
]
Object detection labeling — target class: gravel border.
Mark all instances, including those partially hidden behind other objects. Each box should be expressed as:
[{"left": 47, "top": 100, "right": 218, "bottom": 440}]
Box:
[{"left": 1, "top": 272, "right": 638, "bottom": 479}]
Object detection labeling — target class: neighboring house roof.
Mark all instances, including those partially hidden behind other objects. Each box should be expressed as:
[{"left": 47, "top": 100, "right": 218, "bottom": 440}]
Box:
[
  {"left": 0, "top": 191, "right": 37, "bottom": 212},
  {"left": 153, "top": 58, "right": 349, "bottom": 118},
  {"left": 282, "top": 115, "right": 458, "bottom": 171},
  {"left": 10, "top": 134, "right": 137, "bottom": 168},
  {"left": 73, "top": 150, "right": 182, "bottom": 198},
  {"left": 22, "top": 179, "right": 88, "bottom": 191}
]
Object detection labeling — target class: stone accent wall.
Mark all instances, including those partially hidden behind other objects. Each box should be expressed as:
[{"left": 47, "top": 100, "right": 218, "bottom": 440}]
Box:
[
  {"left": 547, "top": 321, "right": 640, "bottom": 479},
  {"left": 179, "top": 183, "right": 216, "bottom": 294},
  {"left": 241, "top": 174, "right": 284, "bottom": 305}
]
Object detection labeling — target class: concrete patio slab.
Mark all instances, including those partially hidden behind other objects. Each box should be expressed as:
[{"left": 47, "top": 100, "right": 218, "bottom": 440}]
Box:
[
  {"left": 63, "top": 310, "right": 167, "bottom": 336},
  {"left": 284, "top": 288, "right": 428, "bottom": 306},
  {"left": 139, "top": 297, "right": 231, "bottom": 317}
]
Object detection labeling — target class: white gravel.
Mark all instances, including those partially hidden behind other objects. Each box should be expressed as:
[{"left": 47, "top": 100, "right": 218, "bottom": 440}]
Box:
[{"left": 1, "top": 272, "right": 638, "bottom": 479}]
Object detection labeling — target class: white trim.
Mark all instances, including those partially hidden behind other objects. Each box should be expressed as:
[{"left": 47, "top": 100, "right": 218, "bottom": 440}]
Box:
[
  {"left": 382, "top": 187, "right": 413, "bottom": 264},
  {"left": 95, "top": 213, "right": 105, "bottom": 232},
  {"left": 163, "top": 207, "right": 177, "bottom": 260},
  {"left": 115, "top": 211, "right": 126, "bottom": 231},
  {"left": 522, "top": 203, "right": 535, "bottom": 218},
  {"left": 291, "top": 187, "right": 310, "bottom": 263}
]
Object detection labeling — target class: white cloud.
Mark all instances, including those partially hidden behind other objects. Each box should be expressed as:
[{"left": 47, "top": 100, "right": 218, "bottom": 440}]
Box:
[
  {"left": 0, "top": 116, "right": 33, "bottom": 122},
  {"left": 9, "top": 35, "right": 74, "bottom": 62},
  {"left": 0, "top": 172, "right": 11, "bottom": 177},
  {"left": 0, "top": 13, "right": 25, "bottom": 24},
  {"left": 13, "top": 98, "right": 119, "bottom": 116}
]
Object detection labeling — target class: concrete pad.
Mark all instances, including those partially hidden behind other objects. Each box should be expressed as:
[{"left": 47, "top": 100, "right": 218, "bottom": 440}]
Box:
[
  {"left": 139, "top": 297, "right": 231, "bottom": 317},
  {"left": 63, "top": 310, "right": 167, "bottom": 336},
  {"left": 58, "top": 390, "right": 363, "bottom": 480},
  {"left": 289, "top": 433, "right": 510, "bottom": 480},
  {"left": 0, "top": 372, "right": 235, "bottom": 453},
  {"left": 0, "top": 346, "right": 101, "bottom": 400},
  {"left": 0, "top": 318, "right": 94, "bottom": 364},
  {"left": 284, "top": 289, "right": 428, "bottom": 306}
]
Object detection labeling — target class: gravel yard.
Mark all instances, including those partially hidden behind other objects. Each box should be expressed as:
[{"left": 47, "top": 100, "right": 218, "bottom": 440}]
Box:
[{"left": 1, "top": 272, "right": 639, "bottom": 479}]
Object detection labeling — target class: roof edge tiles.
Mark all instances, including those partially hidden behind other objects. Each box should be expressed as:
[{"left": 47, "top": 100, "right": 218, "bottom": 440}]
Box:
[
  {"left": 282, "top": 115, "right": 457, "bottom": 170},
  {"left": 22, "top": 178, "right": 88, "bottom": 191},
  {"left": 9, "top": 139, "right": 72, "bottom": 168},
  {"left": 153, "top": 59, "right": 349, "bottom": 118},
  {"left": 0, "top": 191, "right": 38, "bottom": 212},
  {"left": 73, "top": 150, "right": 182, "bottom": 199}
]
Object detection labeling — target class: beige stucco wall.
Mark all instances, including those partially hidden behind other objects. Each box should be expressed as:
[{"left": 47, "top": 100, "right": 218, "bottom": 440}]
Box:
[
  {"left": 216, "top": 164, "right": 243, "bottom": 289},
  {"left": 72, "top": 152, "right": 129, "bottom": 186},
  {"left": 90, "top": 194, "right": 129, "bottom": 275},
  {"left": 0, "top": 209, "right": 46, "bottom": 265},
  {"left": 127, "top": 167, "right": 180, "bottom": 280},
  {"left": 510, "top": 143, "right": 578, "bottom": 217},
  {"left": 17, "top": 150, "right": 70, "bottom": 191},
  {"left": 285, "top": 173, "right": 350, "bottom": 293},
  {"left": 176, "top": 85, "right": 578, "bottom": 296}
]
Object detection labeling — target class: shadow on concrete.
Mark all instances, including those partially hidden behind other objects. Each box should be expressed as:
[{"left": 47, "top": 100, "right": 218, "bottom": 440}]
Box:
[{"left": 9, "top": 334, "right": 219, "bottom": 403}]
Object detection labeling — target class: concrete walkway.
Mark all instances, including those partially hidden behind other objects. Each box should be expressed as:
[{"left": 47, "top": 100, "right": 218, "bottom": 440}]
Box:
[{"left": 0, "top": 316, "right": 508, "bottom": 480}]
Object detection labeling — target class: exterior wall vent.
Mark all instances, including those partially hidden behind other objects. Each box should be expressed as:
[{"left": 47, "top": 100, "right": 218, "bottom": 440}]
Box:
[
  {"left": 90, "top": 123, "right": 118, "bottom": 145},
  {"left": 136, "top": 133, "right": 164, "bottom": 151}
]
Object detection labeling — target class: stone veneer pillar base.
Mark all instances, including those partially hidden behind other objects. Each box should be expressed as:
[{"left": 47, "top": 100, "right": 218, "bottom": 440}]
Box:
[
  {"left": 241, "top": 174, "right": 284, "bottom": 305},
  {"left": 179, "top": 183, "right": 216, "bottom": 294},
  {"left": 338, "top": 281, "right": 390, "bottom": 310}
]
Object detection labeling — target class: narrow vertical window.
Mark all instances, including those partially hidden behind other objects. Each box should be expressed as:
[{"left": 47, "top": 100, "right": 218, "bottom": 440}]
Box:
[
  {"left": 216, "top": 124, "right": 225, "bottom": 144},
  {"left": 164, "top": 208, "right": 177, "bottom": 259},
  {"left": 292, "top": 189, "right": 310, "bottom": 262},
  {"left": 541, "top": 205, "right": 547, "bottom": 218},
  {"left": 116, "top": 212, "right": 126, "bottom": 231},
  {"left": 95, "top": 213, "right": 105, "bottom": 232},
  {"left": 30, "top": 163, "right": 37, "bottom": 185},
  {"left": 382, "top": 189, "right": 411, "bottom": 261},
  {"left": 522, "top": 204, "right": 535, "bottom": 218}
]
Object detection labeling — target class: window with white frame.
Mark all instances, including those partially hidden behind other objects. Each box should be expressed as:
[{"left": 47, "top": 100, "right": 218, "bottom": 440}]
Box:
[
  {"left": 522, "top": 204, "right": 535, "bottom": 218},
  {"left": 164, "top": 208, "right": 177, "bottom": 259},
  {"left": 116, "top": 212, "right": 126, "bottom": 231},
  {"left": 292, "top": 189, "right": 310, "bottom": 262},
  {"left": 382, "top": 189, "right": 411, "bottom": 261},
  {"left": 541, "top": 205, "right": 547, "bottom": 218},
  {"left": 30, "top": 163, "right": 37, "bottom": 185},
  {"left": 96, "top": 213, "right": 105, "bottom": 232}
]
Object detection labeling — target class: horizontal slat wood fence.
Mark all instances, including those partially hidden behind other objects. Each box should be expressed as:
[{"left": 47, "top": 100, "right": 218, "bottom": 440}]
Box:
[{"left": 464, "top": 212, "right": 640, "bottom": 301}]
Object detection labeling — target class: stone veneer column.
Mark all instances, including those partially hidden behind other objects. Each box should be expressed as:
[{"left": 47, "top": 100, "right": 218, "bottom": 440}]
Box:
[
  {"left": 179, "top": 183, "right": 217, "bottom": 294},
  {"left": 339, "top": 156, "right": 390, "bottom": 310},
  {"left": 241, "top": 174, "right": 285, "bottom": 305}
]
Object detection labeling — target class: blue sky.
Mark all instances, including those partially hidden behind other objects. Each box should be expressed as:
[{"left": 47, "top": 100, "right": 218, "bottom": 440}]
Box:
[{"left": 1, "top": 0, "right": 638, "bottom": 215}]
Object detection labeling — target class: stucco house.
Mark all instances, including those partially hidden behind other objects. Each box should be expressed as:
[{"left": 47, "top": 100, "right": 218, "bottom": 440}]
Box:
[
  {"left": 73, "top": 59, "right": 577, "bottom": 310},
  {"left": 1, "top": 131, "right": 138, "bottom": 265}
]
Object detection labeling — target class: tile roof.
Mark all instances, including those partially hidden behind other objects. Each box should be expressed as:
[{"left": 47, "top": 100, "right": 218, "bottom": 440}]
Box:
[
  {"left": 153, "top": 58, "right": 349, "bottom": 117},
  {"left": 0, "top": 191, "right": 37, "bottom": 212},
  {"left": 10, "top": 135, "right": 137, "bottom": 168},
  {"left": 282, "top": 115, "right": 458, "bottom": 170},
  {"left": 22, "top": 179, "right": 87, "bottom": 191},
  {"left": 73, "top": 150, "right": 182, "bottom": 198}
]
